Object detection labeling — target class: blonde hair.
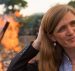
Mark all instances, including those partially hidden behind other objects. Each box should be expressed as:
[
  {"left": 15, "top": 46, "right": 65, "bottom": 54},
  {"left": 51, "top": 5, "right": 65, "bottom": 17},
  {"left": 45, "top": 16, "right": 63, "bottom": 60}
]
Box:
[{"left": 38, "top": 4, "right": 75, "bottom": 71}]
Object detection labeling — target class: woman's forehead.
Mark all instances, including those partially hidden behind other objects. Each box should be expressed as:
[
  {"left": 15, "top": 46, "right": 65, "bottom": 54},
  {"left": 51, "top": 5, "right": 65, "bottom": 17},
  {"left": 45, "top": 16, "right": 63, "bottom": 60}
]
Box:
[{"left": 54, "top": 11, "right": 75, "bottom": 31}]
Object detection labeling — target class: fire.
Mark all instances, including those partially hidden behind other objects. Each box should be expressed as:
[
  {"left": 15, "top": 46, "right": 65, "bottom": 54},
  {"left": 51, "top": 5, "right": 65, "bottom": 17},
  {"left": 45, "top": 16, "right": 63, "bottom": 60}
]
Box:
[
  {"left": 14, "top": 10, "right": 21, "bottom": 17},
  {"left": 0, "top": 15, "right": 22, "bottom": 52},
  {"left": 0, "top": 11, "right": 23, "bottom": 71},
  {"left": 0, "top": 61, "right": 4, "bottom": 71},
  {"left": 0, "top": 16, "right": 5, "bottom": 28}
]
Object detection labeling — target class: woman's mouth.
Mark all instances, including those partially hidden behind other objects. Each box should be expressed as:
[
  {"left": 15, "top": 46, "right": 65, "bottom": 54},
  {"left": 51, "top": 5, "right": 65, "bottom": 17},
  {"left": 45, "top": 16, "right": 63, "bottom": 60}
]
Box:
[{"left": 68, "top": 37, "right": 75, "bottom": 42}]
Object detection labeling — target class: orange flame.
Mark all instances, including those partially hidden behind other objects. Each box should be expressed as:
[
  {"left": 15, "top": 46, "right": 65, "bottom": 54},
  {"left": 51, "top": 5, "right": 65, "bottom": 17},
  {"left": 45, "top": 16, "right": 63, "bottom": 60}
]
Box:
[
  {"left": 0, "top": 11, "right": 22, "bottom": 71},
  {"left": 0, "top": 61, "right": 4, "bottom": 71},
  {"left": 0, "top": 16, "right": 5, "bottom": 27},
  {"left": 0, "top": 15, "right": 22, "bottom": 52},
  {"left": 14, "top": 10, "right": 21, "bottom": 17}
]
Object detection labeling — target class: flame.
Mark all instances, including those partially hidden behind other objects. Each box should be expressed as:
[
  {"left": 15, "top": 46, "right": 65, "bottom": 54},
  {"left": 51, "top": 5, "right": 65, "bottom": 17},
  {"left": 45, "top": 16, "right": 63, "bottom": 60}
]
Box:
[
  {"left": 0, "top": 16, "right": 5, "bottom": 28},
  {"left": 0, "top": 15, "right": 22, "bottom": 52},
  {"left": 14, "top": 10, "right": 21, "bottom": 17},
  {"left": 0, "top": 61, "right": 4, "bottom": 71},
  {"left": 0, "top": 11, "right": 23, "bottom": 71}
]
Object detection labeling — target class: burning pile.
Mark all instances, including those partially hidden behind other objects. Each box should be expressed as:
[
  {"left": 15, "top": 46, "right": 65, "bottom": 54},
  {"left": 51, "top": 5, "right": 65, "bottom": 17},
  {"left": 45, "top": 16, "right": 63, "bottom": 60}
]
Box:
[
  {"left": 0, "top": 11, "right": 23, "bottom": 71},
  {"left": 0, "top": 14, "right": 22, "bottom": 52},
  {"left": 1, "top": 15, "right": 22, "bottom": 52}
]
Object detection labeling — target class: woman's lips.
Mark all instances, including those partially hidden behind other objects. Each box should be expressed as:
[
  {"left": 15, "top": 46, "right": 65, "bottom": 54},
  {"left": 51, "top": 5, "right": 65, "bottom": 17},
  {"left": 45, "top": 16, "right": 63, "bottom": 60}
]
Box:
[{"left": 68, "top": 37, "right": 75, "bottom": 42}]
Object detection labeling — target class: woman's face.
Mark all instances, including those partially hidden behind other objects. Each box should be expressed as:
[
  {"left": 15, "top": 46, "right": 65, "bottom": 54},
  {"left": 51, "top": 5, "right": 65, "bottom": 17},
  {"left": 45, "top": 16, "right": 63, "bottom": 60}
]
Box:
[{"left": 53, "top": 11, "right": 75, "bottom": 49}]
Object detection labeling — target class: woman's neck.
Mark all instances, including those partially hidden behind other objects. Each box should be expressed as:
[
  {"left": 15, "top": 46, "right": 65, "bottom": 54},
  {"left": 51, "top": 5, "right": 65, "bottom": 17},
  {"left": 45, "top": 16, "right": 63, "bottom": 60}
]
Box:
[{"left": 64, "top": 48, "right": 75, "bottom": 65}]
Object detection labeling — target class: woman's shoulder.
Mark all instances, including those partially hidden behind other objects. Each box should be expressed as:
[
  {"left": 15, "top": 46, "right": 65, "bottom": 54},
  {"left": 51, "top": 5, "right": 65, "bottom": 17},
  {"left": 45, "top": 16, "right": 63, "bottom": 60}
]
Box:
[{"left": 27, "top": 61, "right": 38, "bottom": 71}]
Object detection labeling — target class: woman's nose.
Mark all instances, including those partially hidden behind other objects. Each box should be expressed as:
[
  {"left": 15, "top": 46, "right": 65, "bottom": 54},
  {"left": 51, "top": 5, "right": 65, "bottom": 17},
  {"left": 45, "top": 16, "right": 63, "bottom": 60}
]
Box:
[{"left": 66, "top": 26, "right": 74, "bottom": 36}]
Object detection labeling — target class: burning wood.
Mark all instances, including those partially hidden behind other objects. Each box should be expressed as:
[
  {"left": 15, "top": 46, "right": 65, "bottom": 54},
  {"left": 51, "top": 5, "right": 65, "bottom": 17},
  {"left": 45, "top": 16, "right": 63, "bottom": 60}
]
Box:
[
  {"left": 0, "top": 11, "right": 22, "bottom": 71},
  {"left": 0, "top": 22, "right": 9, "bottom": 42}
]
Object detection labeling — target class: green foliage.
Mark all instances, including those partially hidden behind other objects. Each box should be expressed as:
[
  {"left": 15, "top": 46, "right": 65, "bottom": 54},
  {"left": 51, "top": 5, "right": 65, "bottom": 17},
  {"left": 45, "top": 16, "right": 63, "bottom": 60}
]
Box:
[
  {"left": 20, "top": 13, "right": 44, "bottom": 35},
  {"left": 68, "top": 0, "right": 75, "bottom": 8},
  {"left": 24, "top": 13, "right": 43, "bottom": 24}
]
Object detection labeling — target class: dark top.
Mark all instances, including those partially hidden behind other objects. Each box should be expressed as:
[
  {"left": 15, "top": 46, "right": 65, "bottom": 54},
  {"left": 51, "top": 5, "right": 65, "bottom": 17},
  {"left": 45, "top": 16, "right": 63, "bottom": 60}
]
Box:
[{"left": 7, "top": 43, "right": 39, "bottom": 71}]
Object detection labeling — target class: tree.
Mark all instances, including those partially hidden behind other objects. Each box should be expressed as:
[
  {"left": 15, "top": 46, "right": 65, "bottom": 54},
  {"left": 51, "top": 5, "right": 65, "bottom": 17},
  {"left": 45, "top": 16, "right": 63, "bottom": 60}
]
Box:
[
  {"left": 0, "top": 0, "right": 27, "bottom": 14},
  {"left": 23, "top": 13, "right": 43, "bottom": 28},
  {"left": 20, "top": 13, "right": 44, "bottom": 35},
  {"left": 68, "top": 0, "right": 75, "bottom": 8}
]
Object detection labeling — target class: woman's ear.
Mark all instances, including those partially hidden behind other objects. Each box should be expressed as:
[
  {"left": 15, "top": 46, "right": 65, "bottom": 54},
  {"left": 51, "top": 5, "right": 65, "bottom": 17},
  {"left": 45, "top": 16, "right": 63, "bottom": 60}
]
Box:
[{"left": 48, "top": 34, "right": 56, "bottom": 42}]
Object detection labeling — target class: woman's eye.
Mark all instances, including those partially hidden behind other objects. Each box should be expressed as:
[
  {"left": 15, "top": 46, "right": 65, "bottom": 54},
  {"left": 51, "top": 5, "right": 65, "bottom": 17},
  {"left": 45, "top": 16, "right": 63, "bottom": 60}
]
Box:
[
  {"left": 58, "top": 29, "right": 65, "bottom": 32},
  {"left": 57, "top": 26, "right": 66, "bottom": 33},
  {"left": 70, "top": 21, "right": 75, "bottom": 27},
  {"left": 71, "top": 23, "right": 75, "bottom": 27}
]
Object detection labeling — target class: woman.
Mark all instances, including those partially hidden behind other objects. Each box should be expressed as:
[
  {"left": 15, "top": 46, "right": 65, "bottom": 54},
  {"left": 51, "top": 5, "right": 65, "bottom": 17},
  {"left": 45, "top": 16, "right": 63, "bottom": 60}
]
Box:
[{"left": 7, "top": 4, "right": 75, "bottom": 71}]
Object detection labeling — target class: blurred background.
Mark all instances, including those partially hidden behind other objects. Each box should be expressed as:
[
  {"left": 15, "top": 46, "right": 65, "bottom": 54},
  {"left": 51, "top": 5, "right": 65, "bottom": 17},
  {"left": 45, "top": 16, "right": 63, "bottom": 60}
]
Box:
[{"left": 0, "top": 0, "right": 74, "bottom": 71}]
